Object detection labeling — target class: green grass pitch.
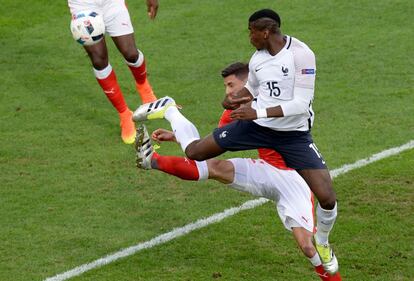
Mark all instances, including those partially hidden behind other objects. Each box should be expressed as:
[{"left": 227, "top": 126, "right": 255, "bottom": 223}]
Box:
[{"left": 0, "top": 0, "right": 413, "bottom": 280}]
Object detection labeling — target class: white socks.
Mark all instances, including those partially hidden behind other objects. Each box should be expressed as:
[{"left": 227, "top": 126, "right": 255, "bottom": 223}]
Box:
[
  {"left": 93, "top": 63, "right": 112, "bottom": 79},
  {"left": 315, "top": 202, "right": 338, "bottom": 245},
  {"left": 125, "top": 49, "right": 144, "bottom": 67},
  {"left": 195, "top": 160, "right": 209, "bottom": 180},
  {"left": 309, "top": 253, "right": 322, "bottom": 266},
  {"left": 163, "top": 104, "right": 207, "bottom": 180},
  {"left": 164, "top": 106, "right": 206, "bottom": 180},
  {"left": 164, "top": 106, "right": 200, "bottom": 152}
]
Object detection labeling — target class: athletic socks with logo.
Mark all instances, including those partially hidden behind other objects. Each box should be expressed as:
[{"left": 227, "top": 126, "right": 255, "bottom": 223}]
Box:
[
  {"left": 315, "top": 202, "right": 338, "bottom": 245},
  {"left": 94, "top": 64, "right": 128, "bottom": 114},
  {"left": 126, "top": 49, "right": 157, "bottom": 103},
  {"left": 125, "top": 49, "right": 146, "bottom": 82},
  {"left": 152, "top": 153, "right": 208, "bottom": 181}
]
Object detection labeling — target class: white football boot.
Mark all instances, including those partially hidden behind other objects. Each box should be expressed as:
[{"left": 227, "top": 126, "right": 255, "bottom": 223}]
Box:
[
  {"left": 134, "top": 124, "right": 154, "bottom": 170},
  {"left": 315, "top": 241, "right": 339, "bottom": 274},
  {"left": 132, "top": 96, "right": 176, "bottom": 122}
]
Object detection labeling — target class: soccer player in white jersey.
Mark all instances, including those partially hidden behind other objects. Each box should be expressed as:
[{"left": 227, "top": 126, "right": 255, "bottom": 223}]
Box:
[
  {"left": 68, "top": 0, "right": 159, "bottom": 144},
  {"left": 133, "top": 62, "right": 342, "bottom": 280},
  {"left": 132, "top": 9, "right": 339, "bottom": 274}
]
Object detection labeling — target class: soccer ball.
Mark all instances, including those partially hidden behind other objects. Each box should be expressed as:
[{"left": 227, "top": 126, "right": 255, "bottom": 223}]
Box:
[{"left": 70, "top": 11, "right": 105, "bottom": 46}]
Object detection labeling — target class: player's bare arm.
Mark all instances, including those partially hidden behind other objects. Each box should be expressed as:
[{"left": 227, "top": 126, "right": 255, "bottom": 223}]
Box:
[
  {"left": 146, "top": 0, "right": 159, "bottom": 19},
  {"left": 152, "top": 128, "right": 177, "bottom": 143},
  {"left": 230, "top": 104, "right": 285, "bottom": 120},
  {"left": 222, "top": 87, "right": 253, "bottom": 110}
]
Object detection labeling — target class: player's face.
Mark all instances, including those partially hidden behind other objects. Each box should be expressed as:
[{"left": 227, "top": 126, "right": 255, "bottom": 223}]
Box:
[
  {"left": 248, "top": 23, "right": 266, "bottom": 49},
  {"left": 223, "top": 74, "right": 246, "bottom": 97}
]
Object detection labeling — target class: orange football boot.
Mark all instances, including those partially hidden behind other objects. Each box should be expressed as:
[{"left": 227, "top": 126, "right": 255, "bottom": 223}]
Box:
[
  {"left": 136, "top": 79, "right": 157, "bottom": 104},
  {"left": 119, "top": 109, "right": 136, "bottom": 144}
]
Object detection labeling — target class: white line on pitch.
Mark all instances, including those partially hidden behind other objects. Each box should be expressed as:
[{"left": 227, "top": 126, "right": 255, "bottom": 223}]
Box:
[{"left": 44, "top": 140, "right": 414, "bottom": 281}]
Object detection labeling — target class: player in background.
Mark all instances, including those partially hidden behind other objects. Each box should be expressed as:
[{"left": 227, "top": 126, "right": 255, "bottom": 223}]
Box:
[
  {"left": 68, "top": 0, "right": 159, "bottom": 144},
  {"left": 134, "top": 62, "right": 341, "bottom": 280},
  {"left": 133, "top": 9, "right": 339, "bottom": 274}
]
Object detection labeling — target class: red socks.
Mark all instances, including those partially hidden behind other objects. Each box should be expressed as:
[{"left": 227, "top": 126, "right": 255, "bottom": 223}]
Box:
[
  {"left": 96, "top": 69, "right": 128, "bottom": 113},
  {"left": 152, "top": 152, "right": 199, "bottom": 181},
  {"left": 315, "top": 265, "right": 342, "bottom": 281},
  {"left": 328, "top": 271, "right": 342, "bottom": 281},
  {"left": 126, "top": 50, "right": 157, "bottom": 103},
  {"left": 128, "top": 58, "right": 147, "bottom": 84}
]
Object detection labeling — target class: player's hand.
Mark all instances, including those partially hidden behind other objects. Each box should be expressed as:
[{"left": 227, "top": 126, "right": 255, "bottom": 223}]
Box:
[
  {"left": 151, "top": 128, "right": 176, "bottom": 143},
  {"left": 146, "top": 0, "right": 159, "bottom": 19},
  {"left": 222, "top": 94, "right": 252, "bottom": 110},
  {"left": 230, "top": 106, "right": 258, "bottom": 120}
]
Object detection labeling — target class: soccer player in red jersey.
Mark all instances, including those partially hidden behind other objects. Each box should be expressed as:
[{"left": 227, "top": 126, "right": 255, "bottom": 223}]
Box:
[
  {"left": 68, "top": 0, "right": 158, "bottom": 143},
  {"left": 135, "top": 62, "right": 341, "bottom": 280}
]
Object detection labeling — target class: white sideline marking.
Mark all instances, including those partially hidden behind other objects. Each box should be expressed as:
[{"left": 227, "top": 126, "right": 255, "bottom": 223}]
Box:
[
  {"left": 330, "top": 140, "right": 414, "bottom": 178},
  {"left": 44, "top": 140, "right": 414, "bottom": 281},
  {"left": 44, "top": 198, "right": 269, "bottom": 281}
]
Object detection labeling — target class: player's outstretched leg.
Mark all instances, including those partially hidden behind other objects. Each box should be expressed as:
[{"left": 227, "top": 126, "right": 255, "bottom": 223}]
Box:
[
  {"left": 134, "top": 124, "right": 154, "bottom": 169},
  {"left": 133, "top": 96, "right": 201, "bottom": 154},
  {"left": 134, "top": 125, "right": 209, "bottom": 180},
  {"left": 133, "top": 96, "right": 224, "bottom": 160},
  {"left": 133, "top": 96, "right": 176, "bottom": 121}
]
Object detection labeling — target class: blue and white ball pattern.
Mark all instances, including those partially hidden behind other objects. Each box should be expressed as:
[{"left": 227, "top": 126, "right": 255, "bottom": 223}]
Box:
[{"left": 70, "top": 11, "right": 105, "bottom": 46}]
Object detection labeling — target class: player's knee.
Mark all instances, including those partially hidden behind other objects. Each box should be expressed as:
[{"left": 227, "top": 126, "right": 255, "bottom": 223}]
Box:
[
  {"left": 301, "top": 244, "right": 316, "bottom": 258},
  {"left": 318, "top": 188, "right": 337, "bottom": 210},
  {"left": 303, "top": 169, "right": 337, "bottom": 209},
  {"left": 91, "top": 56, "right": 109, "bottom": 70},
  {"left": 207, "top": 159, "right": 234, "bottom": 184},
  {"left": 185, "top": 150, "right": 206, "bottom": 162},
  {"left": 208, "top": 159, "right": 232, "bottom": 178},
  {"left": 123, "top": 49, "right": 139, "bottom": 64},
  {"left": 297, "top": 239, "right": 316, "bottom": 258},
  {"left": 320, "top": 198, "right": 337, "bottom": 210},
  {"left": 207, "top": 159, "right": 222, "bottom": 178},
  {"left": 185, "top": 143, "right": 207, "bottom": 161}
]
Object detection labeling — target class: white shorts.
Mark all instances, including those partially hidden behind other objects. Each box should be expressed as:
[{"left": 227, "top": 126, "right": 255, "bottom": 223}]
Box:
[
  {"left": 68, "top": 0, "right": 134, "bottom": 37},
  {"left": 228, "top": 158, "right": 315, "bottom": 233}
]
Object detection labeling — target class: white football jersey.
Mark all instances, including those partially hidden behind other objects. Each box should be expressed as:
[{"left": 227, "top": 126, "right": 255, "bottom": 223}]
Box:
[{"left": 245, "top": 35, "right": 316, "bottom": 131}]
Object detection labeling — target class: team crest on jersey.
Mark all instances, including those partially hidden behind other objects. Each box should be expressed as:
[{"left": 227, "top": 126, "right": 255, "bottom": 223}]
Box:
[
  {"left": 281, "top": 66, "right": 289, "bottom": 76},
  {"left": 301, "top": 69, "right": 315, "bottom": 74},
  {"left": 219, "top": 131, "right": 228, "bottom": 139}
]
